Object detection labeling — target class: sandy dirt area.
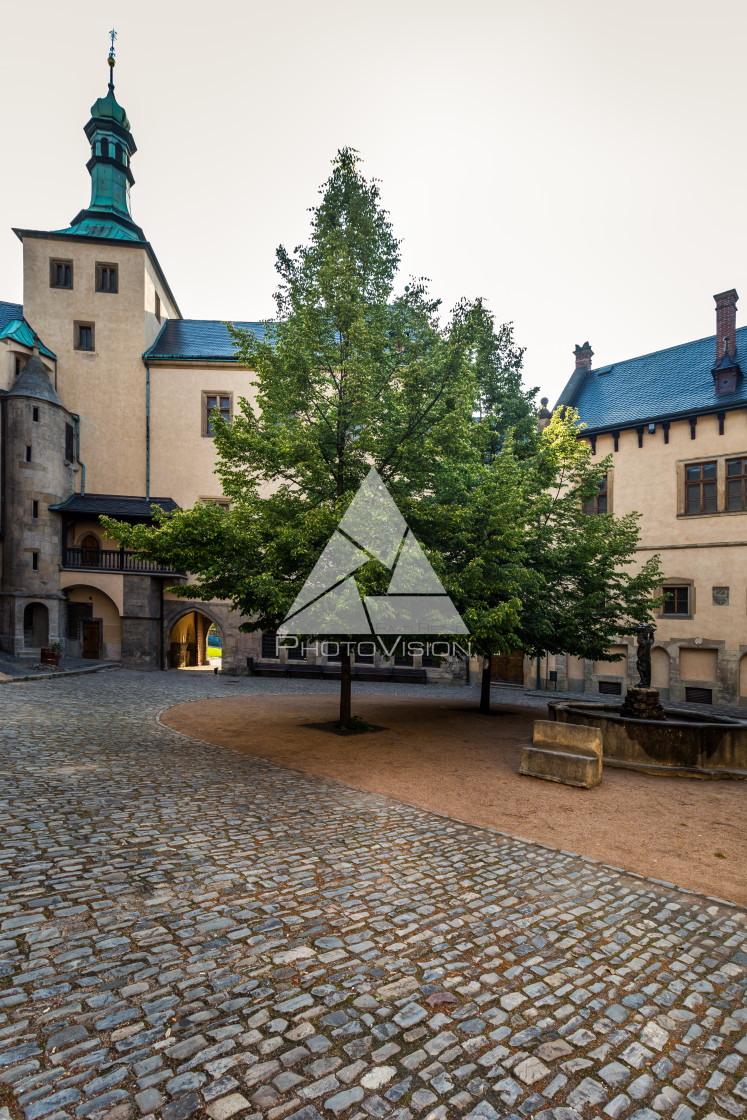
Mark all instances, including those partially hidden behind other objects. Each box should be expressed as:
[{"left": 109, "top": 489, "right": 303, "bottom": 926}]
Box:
[{"left": 162, "top": 693, "right": 747, "bottom": 907}]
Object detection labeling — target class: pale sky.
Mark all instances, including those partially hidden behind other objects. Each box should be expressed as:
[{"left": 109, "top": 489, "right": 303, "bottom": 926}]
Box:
[{"left": 2, "top": 0, "right": 745, "bottom": 404}]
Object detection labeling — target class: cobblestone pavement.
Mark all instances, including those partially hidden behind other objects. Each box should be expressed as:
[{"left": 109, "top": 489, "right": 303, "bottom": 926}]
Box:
[{"left": 1, "top": 670, "right": 746, "bottom": 1120}]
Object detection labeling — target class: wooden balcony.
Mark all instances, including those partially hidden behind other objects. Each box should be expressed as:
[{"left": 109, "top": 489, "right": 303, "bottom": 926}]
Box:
[{"left": 63, "top": 547, "right": 185, "bottom": 576}]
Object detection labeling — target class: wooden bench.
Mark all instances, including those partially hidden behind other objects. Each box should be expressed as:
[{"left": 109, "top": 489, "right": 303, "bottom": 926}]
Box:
[{"left": 248, "top": 660, "right": 427, "bottom": 684}]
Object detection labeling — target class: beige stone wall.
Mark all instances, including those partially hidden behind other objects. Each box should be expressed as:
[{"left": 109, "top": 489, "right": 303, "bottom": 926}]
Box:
[
  {"left": 148, "top": 362, "right": 258, "bottom": 508},
  {"left": 60, "top": 571, "right": 124, "bottom": 616},
  {"left": 21, "top": 235, "right": 157, "bottom": 496}
]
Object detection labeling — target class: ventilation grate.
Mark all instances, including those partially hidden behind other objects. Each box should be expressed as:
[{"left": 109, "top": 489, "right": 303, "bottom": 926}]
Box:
[
  {"left": 685, "top": 686, "right": 712, "bottom": 704},
  {"left": 598, "top": 680, "right": 622, "bottom": 695}
]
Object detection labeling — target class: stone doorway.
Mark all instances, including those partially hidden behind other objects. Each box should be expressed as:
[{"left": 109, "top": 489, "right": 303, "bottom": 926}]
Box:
[
  {"left": 490, "top": 650, "right": 524, "bottom": 685},
  {"left": 23, "top": 602, "right": 49, "bottom": 651},
  {"left": 81, "top": 619, "right": 101, "bottom": 659},
  {"left": 169, "top": 611, "right": 222, "bottom": 669}
]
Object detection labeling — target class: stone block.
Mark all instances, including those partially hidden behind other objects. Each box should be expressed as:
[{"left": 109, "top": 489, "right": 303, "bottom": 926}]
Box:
[{"left": 519, "top": 720, "right": 603, "bottom": 788}]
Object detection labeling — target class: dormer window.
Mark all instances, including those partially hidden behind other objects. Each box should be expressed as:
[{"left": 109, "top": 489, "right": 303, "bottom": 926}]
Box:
[{"left": 711, "top": 348, "right": 741, "bottom": 396}]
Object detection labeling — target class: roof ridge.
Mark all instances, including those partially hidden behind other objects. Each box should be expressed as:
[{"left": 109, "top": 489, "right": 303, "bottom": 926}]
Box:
[{"left": 594, "top": 323, "right": 747, "bottom": 373}]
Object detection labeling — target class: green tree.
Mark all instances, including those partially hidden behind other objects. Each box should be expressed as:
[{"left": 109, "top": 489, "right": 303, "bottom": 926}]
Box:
[
  {"left": 105, "top": 149, "right": 488, "bottom": 723},
  {"left": 103, "top": 149, "right": 662, "bottom": 722},
  {"left": 428, "top": 405, "right": 663, "bottom": 712}
]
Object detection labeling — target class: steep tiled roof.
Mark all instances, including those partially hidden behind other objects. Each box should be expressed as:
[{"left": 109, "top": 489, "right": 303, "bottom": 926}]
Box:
[
  {"left": 49, "top": 494, "right": 179, "bottom": 519},
  {"left": 0, "top": 300, "right": 56, "bottom": 358},
  {"left": 0, "top": 301, "right": 23, "bottom": 330},
  {"left": 555, "top": 325, "right": 747, "bottom": 431},
  {"left": 144, "top": 318, "right": 266, "bottom": 361},
  {"left": 7, "top": 354, "right": 62, "bottom": 406}
]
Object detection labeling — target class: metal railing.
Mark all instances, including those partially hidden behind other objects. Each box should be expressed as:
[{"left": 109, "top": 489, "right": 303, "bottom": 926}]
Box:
[{"left": 63, "top": 548, "right": 184, "bottom": 575}]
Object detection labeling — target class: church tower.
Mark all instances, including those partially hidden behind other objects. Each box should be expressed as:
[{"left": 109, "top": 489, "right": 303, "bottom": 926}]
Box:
[{"left": 62, "top": 32, "right": 146, "bottom": 241}]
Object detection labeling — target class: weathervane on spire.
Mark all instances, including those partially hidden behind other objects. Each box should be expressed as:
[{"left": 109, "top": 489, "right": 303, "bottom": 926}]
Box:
[{"left": 108, "top": 28, "right": 117, "bottom": 92}]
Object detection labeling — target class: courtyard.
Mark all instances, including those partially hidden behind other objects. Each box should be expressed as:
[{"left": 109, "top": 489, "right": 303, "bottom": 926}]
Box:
[{"left": 0, "top": 669, "right": 746, "bottom": 1120}]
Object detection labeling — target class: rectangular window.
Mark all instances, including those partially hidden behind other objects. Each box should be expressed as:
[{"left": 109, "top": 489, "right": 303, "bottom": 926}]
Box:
[
  {"left": 583, "top": 475, "right": 608, "bottom": 515},
  {"left": 662, "top": 586, "right": 690, "bottom": 615},
  {"left": 32, "top": 407, "right": 39, "bottom": 422},
  {"left": 32, "top": 500, "right": 39, "bottom": 519},
  {"left": 726, "top": 457, "right": 747, "bottom": 511},
  {"left": 261, "top": 632, "right": 279, "bottom": 659},
  {"left": 203, "top": 392, "right": 232, "bottom": 435},
  {"left": 15, "top": 357, "right": 22, "bottom": 376},
  {"left": 50, "top": 259, "right": 73, "bottom": 289},
  {"left": 201, "top": 498, "right": 229, "bottom": 508},
  {"left": 75, "top": 322, "right": 95, "bottom": 351},
  {"left": 25, "top": 446, "right": 32, "bottom": 463},
  {"left": 96, "top": 263, "right": 118, "bottom": 293},
  {"left": 32, "top": 552, "right": 38, "bottom": 571},
  {"left": 685, "top": 461, "right": 717, "bottom": 514},
  {"left": 155, "top": 292, "right": 161, "bottom": 320},
  {"left": 65, "top": 423, "right": 75, "bottom": 463}
]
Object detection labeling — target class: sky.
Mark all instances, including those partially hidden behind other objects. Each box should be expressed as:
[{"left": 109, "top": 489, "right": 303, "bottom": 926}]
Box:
[{"left": 2, "top": 0, "right": 746, "bottom": 404}]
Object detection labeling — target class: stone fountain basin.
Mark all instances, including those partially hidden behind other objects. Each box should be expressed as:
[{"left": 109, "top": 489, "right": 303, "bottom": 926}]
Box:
[{"left": 549, "top": 700, "right": 747, "bottom": 778}]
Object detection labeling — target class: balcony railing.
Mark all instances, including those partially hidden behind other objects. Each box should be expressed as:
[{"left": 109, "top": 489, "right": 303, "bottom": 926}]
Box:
[{"left": 63, "top": 548, "right": 185, "bottom": 576}]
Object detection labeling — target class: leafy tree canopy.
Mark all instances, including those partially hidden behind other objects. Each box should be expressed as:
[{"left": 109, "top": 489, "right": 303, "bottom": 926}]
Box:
[{"left": 103, "top": 148, "right": 661, "bottom": 717}]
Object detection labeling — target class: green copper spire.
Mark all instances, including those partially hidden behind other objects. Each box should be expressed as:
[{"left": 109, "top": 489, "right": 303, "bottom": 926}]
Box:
[{"left": 58, "top": 32, "right": 146, "bottom": 242}]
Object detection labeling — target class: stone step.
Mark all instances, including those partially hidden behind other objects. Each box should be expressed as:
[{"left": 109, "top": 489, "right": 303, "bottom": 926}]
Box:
[{"left": 519, "top": 719, "right": 603, "bottom": 788}]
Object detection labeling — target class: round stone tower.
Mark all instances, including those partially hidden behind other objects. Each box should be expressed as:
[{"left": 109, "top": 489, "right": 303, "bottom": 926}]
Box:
[{"left": 1, "top": 351, "right": 76, "bottom": 657}]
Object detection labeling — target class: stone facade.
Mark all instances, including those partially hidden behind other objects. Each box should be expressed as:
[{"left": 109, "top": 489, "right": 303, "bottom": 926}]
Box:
[
  {"left": 0, "top": 354, "right": 74, "bottom": 657},
  {"left": 0, "top": 57, "right": 259, "bottom": 673},
  {"left": 538, "top": 290, "right": 747, "bottom": 707}
]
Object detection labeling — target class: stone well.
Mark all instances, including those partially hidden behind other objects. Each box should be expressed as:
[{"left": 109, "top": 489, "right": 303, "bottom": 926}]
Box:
[{"left": 549, "top": 700, "right": 747, "bottom": 777}]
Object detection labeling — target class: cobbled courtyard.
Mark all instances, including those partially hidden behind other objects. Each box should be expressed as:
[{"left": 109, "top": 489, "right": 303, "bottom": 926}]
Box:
[{"left": 0, "top": 669, "right": 746, "bottom": 1120}]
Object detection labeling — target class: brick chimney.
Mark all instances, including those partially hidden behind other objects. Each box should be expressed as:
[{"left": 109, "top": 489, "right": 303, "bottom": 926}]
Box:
[
  {"left": 714, "top": 289, "right": 738, "bottom": 363},
  {"left": 574, "top": 342, "right": 593, "bottom": 371}
]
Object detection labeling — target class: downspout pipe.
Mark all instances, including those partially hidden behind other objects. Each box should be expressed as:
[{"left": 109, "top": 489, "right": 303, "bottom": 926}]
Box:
[
  {"left": 145, "top": 359, "right": 150, "bottom": 501},
  {"left": 0, "top": 393, "right": 6, "bottom": 542},
  {"left": 71, "top": 413, "right": 85, "bottom": 495}
]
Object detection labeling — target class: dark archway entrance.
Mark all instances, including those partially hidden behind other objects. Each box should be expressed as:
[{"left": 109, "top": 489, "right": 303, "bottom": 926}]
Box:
[
  {"left": 23, "top": 602, "right": 49, "bottom": 649},
  {"left": 169, "top": 611, "right": 222, "bottom": 669}
]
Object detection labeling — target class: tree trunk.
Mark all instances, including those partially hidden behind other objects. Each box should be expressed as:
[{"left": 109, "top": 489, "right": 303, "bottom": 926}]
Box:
[
  {"left": 339, "top": 649, "right": 352, "bottom": 725},
  {"left": 480, "top": 655, "right": 492, "bottom": 713}
]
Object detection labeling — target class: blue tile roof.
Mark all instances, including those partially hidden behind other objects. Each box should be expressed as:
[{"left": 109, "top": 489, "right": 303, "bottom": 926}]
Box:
[
  {"left": 0, "top": 300, "right": 56, "bottom": 358},
  {"left": 0, "top": 301, "right": 22, "bottom": 330},
  {"left": 144, "top": 318, "right": 266, "bottom": 361},
  {"left": 556, "top": 326, "right": 747, "bottom": 431}
]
